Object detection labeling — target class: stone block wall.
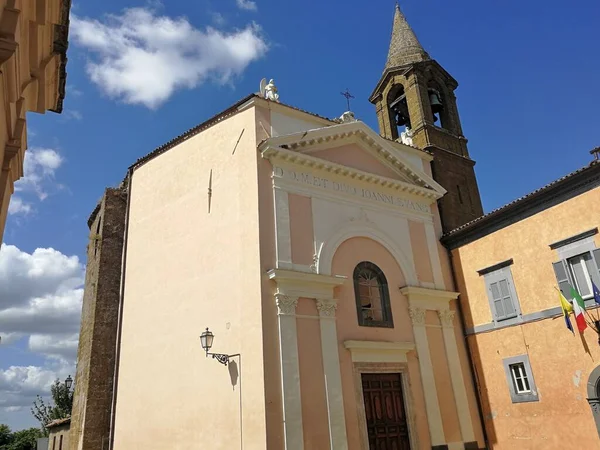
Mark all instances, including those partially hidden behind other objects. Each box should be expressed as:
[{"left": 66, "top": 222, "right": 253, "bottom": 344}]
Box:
[
  {"left": 69, "top": 187, "right": 127, "bottom": 450},
  {"left": 428, "top": 147, "right": 483, "bottom": 233}
]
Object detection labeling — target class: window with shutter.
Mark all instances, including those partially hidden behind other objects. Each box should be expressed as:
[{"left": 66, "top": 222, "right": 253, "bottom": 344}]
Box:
[
  {"left": 484, "top": 266, "right": 520, "bottom": 323},
  {"left": 553, "top": 260, "right": 574, "bottom": 300}
]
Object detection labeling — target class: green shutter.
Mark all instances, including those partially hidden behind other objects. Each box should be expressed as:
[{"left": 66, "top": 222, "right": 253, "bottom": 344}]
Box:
[{"left": 553, "top": 260, "right": 573, "bottom": 300}]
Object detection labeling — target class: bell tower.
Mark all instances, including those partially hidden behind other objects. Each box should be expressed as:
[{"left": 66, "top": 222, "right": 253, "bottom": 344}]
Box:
[{"left": 370, "top": 5, "right": 483, "bottom": 232}]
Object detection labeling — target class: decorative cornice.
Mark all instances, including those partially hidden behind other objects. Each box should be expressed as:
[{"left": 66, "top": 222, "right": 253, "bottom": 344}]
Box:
[
  {"left": 400, "top": 286, "right": 459, "bottom": 312},
  {"left": 344, "top": 340, "right": 415, "bottom": 364},
  {"left": 438, "top": 309, "right": 456, "bottom": 328},
  {"left": 275, "top": 294, "right": 298, "bottom": 316},
  {"left": 260, "top": 122, "right": 445, "bottom": 198},
  {"left": 268, "top": 268, "right": 346, "bottom": 301},
  {"left": 316, "top": 299, "right": 337, "bottom": 318},
  {"left": 263, "top": 146, "right": 441, "bottom": 201},
  {"left": 408, "top": 306, "right": 426, "bottom": 326}
]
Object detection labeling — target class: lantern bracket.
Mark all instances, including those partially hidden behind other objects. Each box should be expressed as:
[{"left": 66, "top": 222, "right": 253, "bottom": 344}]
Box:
[{"left": 206, "top": 351, "right": 239, "bottom": 366}]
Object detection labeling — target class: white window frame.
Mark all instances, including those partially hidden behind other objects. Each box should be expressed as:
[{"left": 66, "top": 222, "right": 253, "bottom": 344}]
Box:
[
  {"left": 509, "top": 362, "right": 531, "bottom": 394},
  {"left": 503, "top": 355, "right": 539, "bottom": 403},
  {"left": 566, "top": 253, "right": 594, "bottom": 300}
]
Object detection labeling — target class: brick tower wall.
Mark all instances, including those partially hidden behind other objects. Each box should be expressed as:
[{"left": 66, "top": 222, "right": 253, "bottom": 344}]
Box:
[{"left": 69, "top": 187, "right": 127, "bottom": 450}]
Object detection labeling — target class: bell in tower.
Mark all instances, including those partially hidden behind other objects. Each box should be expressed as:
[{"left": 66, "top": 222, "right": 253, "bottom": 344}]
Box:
[
  {"left": 369, "top": 4, "right": 484, "bottom": 232},
  {"left": 428, "top": 88, "right": 443, "bottom": 123},
  {"left": 389, "top": 88, "right": 411, "bottom": 131}
]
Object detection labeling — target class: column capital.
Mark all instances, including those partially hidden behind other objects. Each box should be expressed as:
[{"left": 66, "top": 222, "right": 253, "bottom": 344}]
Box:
[
  {"left": 316, "top": 298, "right": 338, "bottom": 318},
  {"left": 408, "top": 306, "right": 426, "bottom": 326},
  {"left": 275, "top": 294, "right": 298, "bottom": 316},
  {"left": 437, "top": 309, "right": 455, "bottom": 328}
]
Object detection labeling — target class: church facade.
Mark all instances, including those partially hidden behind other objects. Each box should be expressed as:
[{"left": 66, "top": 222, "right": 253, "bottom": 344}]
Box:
[{"left": 70, "top": 7, "right": 487, "bottom": 450}]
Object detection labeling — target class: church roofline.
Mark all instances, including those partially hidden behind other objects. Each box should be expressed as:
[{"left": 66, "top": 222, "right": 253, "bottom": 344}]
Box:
[
  {"left": 87, "top": 93, "right": 338, "bottom": 226},
  {"left": 127, "top": 94, "right": 336, "bottom": 174},
  {"left": 259, "top": 120, "right": 445, "bottom": 199},
  {"left": 441, "top": 160, "right": 600, "bottom": 249}
]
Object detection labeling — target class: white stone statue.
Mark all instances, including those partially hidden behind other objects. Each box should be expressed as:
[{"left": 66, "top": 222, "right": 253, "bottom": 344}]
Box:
[
  {"left": 260, "top": 78, "right": 280, "bottom": 102},
  {"left": 339, "top": 111, "right": 357, "bottom": 123},
  {"left": 400, "top": 126, "right": 413, "bottom": 146}
]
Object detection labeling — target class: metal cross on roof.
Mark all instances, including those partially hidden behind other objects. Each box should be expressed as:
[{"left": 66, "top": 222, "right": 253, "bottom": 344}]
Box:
[{"left": 340, "top": 88, "right": 355, "bottom": 111}]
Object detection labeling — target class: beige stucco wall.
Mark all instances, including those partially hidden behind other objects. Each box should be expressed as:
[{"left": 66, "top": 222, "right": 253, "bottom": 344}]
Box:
[
  {"left": 48, "top": 424, "right": 70, "bottom": 450},
  {"left": 113, "top": 106, "right": 268, "bottom": 450},
  {"left": 452, "top": 185, "right": 600, "bottom": 449}
]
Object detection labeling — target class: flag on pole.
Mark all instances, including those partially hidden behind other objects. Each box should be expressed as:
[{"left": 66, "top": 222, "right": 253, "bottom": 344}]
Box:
[
  {"left": 559, "top": 290, "right": 574, "bottom": 334},
  {"left": 570, "top": 286, "right": 588, "bottom": 332},
  {"left": 592, "top": 281, "right": 600, "bottom": 306}
]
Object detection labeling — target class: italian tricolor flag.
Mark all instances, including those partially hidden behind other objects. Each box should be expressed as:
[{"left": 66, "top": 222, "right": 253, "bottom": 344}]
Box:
[{"left": 570, "top": 286, "right": 588, "bottom": 332}]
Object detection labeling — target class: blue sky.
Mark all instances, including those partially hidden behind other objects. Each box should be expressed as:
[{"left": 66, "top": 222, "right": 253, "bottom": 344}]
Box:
[{"left": 1, "top": 0, "right": 599, "bottom": 430}]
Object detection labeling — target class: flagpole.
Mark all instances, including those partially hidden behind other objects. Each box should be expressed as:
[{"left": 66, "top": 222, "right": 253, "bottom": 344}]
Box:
[{"left": 553, "top": 286, "right": 597, "bottom": 331}]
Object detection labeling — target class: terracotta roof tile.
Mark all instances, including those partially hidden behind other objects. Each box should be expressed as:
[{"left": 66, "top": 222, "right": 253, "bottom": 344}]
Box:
[{"left": 46, "top": 417, "right": 71, "bottom": 429}]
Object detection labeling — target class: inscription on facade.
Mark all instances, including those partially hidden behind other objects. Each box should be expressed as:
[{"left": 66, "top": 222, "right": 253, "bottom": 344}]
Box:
[{"left": 274, "top": 166, "right": 430, "bottom": 213}]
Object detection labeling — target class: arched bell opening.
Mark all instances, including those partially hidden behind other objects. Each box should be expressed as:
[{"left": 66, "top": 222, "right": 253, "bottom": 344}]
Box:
[
  {"left": 387, "top": 84, "right": 411, "bottom": 141},
  {"left": 427, "top": 80, "right": 450, "bottom": 131}
]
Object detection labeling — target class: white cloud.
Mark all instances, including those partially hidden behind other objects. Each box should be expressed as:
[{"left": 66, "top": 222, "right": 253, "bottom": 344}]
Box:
[
  {"left": 0, "top": 244, "right": 83, "bottom": 310},
  {"left": 70, "top": 8, "right": 268, "bottom": 109},
  {"left": 212, "top": 12, "right": 226, "bottom": 26},
  {"left": 0, "top": 244, "right": 83, "bottom": 414},
  {"left": 7, "top": 197, "right": 32, "bottom": 216},
  {"left": 29, "top": 334, "right": 79, "bottom": 361},
  {"left": 14, "top": 148, "right": 64, "bottom": 201},
  {"left": 64, "top": 110, "right": 83, "bottom": 121},
  {"left": 236, "top": 0, "right": 257, "bottom": 11},
  {"left": 0, "top": 362, "right": 73, "bottom": 411}
]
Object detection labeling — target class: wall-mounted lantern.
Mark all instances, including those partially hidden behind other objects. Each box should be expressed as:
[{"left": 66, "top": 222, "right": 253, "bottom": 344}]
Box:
[
  {"left": 200, "top": 328, "right": 237, "bottom": 366},
  {"left": 65, "top": 375, "right": 73, "bottom": 390}
]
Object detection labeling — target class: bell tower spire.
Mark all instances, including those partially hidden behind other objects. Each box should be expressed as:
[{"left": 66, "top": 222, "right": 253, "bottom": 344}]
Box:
[
  {"left": 385, "top": 4, "right": 430, "bottom": 69},
  {"left": 370, "top": 5, "right": 484, "bottom": 232}
]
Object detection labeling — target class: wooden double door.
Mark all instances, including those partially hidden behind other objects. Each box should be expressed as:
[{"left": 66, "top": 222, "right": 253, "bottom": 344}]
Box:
[{"left": 361, "top": 373, "right": 411, "bottom": 450}]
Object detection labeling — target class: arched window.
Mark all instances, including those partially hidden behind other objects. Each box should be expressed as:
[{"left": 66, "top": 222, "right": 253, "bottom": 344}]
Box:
[{"left": 353, "top": 262, "right": 393, "bottom": 328}]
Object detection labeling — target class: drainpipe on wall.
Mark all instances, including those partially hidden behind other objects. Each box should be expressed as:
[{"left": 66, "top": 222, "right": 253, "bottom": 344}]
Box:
[
  {"left": 447, "top": 251, "right": 491, "bottom": 450},
  {"left": 108, "top": 169, "right": 133, "bottom": 450}
]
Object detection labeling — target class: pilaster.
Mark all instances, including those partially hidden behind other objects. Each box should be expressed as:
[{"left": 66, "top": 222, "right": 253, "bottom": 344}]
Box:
[
  {"left": 408, "top": 306, "right": 446, "bottom": 446},
  {"left": 438, "top": 309, "right": 475, "bottom": 445},
  {"left": 275, "top": 293, "right": 304, "bottom": 450},
  {"left": 316, "top": 298, "right": 348, "bottom": 450}
]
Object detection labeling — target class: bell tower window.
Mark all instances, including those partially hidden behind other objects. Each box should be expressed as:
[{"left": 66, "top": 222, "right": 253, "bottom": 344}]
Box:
[
  {"left": 426, "top": 80, "right": 449, "bottom": 130},
  {"left": 387, "top": 84, "right": 411, "bottom": 140}
]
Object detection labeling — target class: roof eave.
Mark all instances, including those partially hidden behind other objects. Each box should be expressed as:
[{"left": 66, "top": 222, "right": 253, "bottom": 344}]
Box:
[{"left": 442, "top": 161, "right": 600, "bottom": 249}]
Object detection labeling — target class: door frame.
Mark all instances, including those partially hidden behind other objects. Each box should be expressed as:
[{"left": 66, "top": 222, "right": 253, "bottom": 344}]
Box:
[{"left": 353, "top": 362, "right": 418, "bottom": 450}]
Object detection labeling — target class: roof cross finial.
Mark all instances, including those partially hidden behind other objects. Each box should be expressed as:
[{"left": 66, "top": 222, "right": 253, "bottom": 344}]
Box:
[{"left": 340, "top": 88, "right": 355, "bottom": 111}]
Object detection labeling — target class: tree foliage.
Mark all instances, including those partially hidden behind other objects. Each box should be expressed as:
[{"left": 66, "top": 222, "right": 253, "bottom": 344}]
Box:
[
  {"left": 0, "top": 426, "right": 43, "bottom": 450},
  {"left": 31, "top": 378, "right": 74, "bottom": 433}
]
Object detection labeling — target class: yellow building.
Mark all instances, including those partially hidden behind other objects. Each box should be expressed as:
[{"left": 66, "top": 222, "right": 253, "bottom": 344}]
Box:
[
  {"left": 443, "top": 152, "right": 600, "bottom": 449},
  {"left": 0, "top": 0, "right": 71, "bottom": 241}
]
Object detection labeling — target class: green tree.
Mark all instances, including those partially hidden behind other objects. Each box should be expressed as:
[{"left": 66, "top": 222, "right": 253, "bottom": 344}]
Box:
[
  {"left": 0, "top": 424, "right": 11, "bottom": 447},
  {"left": 31, "top": 378, "right": 74, "bottom": 432},
  {"left": 4, "top": 428, "right": 42, "bottom": 450}
]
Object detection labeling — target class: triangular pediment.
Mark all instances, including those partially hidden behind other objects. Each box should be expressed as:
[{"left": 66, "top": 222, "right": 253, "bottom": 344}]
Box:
[{"left": 258, "top": 120, "right": 446, "bottom": 200}]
